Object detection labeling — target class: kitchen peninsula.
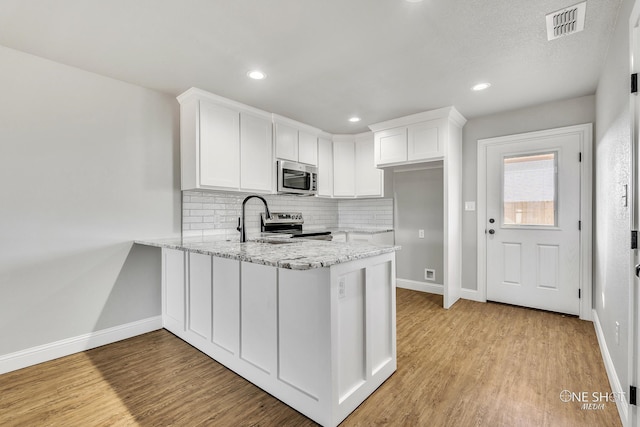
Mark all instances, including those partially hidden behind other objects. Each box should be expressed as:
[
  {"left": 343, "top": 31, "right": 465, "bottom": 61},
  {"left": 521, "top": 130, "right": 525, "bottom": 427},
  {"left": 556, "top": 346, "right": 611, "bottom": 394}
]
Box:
[{"left": 136, "top": 237, "right": 399, "bottom": 427}]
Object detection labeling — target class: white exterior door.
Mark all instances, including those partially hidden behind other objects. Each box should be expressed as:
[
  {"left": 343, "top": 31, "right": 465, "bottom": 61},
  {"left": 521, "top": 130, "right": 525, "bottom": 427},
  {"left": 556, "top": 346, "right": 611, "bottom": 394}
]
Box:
[{"left": 484, "top": 132, "right": 582, "bottom": 315}]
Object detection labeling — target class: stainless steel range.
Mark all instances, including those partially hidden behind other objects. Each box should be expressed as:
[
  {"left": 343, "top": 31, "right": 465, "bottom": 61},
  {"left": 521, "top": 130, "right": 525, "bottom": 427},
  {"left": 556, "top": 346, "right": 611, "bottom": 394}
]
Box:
[{"left": 261, "top": 212, "right": 332, "bottom": 241}]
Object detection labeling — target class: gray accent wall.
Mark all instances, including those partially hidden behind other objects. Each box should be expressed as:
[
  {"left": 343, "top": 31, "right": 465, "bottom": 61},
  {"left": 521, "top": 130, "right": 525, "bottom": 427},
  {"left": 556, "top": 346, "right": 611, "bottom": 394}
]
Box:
[
  {"left": 394, "top": 168, "right": 444, "bottom": 284},
  {"left": 594, "top": 0, "right": 635, "bottom": 405},
  {"left": 461, "top": 95, "right": 596, "bottom": 290},
  {"left": 0, "top": 45, "right": 180, "bottom": 355}
]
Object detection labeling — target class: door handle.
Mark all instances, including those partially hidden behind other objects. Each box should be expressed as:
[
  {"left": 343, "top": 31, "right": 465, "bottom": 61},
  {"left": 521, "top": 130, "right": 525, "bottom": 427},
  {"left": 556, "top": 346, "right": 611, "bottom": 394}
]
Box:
[
  {"left": 636, "top": 264, "right": 640, "bottom": 278},
  {"left": 488, "top": 229, "right": 495, "bottom": 235}
]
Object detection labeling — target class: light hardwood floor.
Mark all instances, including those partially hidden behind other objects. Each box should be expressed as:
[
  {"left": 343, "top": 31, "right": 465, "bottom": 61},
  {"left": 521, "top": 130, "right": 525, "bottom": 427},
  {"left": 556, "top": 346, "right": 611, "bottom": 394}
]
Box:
[{"left": 0, "top": 289, "right": 621, "bottom": 426}]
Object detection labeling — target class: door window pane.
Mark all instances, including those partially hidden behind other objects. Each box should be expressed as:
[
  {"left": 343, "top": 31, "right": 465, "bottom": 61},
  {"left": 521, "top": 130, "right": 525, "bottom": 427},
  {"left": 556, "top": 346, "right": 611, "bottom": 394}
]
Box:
[{"left": 503, "top": 152, "right": 556, "bottom": 226}]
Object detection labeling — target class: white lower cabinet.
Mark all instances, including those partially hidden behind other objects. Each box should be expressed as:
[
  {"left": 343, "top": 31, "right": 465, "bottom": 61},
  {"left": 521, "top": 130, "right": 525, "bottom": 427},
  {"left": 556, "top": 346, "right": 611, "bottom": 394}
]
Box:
[
  {"left": 240, "top": 262, "right": 277, "bottom": 373},
  {"left": 161, "top": 249, "right": 396, "bottom": 427},
  {"left": 162, "top": 248, "right": 186, "bottom": 333},
  {"left": 187, "top": 252, "right": 212, "bottom": 340},
  {"left": 212, "top": 257, "right": 240, "bottom": 354}
]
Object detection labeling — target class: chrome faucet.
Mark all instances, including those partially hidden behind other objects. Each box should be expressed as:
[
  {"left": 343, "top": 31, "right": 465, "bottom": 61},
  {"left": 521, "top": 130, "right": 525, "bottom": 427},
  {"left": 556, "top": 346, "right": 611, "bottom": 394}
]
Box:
[{"left": 237, "top": 195, "right": 271, "bottom": 243}]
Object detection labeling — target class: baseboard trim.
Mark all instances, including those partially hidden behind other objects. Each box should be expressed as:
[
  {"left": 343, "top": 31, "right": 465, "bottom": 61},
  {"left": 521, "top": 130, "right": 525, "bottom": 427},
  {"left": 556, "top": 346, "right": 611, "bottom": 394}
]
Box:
[
  {"left": 459, "top": 288, "right": 485, "bottom": 302},
  {"left": 396, "top": 278, "right": 443, "bottom": 295},
  {"left": 592, "top": 309, "right": 627, "bottom": 425},
  {"left": 0, "top": 316, "right": 162, "bottom": 375}
]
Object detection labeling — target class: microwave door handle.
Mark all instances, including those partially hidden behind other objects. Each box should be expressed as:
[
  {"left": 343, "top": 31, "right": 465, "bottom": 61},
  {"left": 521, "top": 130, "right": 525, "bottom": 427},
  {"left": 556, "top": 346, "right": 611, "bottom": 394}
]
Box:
[{"left": 286, "top": 171, "right": 306, "bottom": 178}]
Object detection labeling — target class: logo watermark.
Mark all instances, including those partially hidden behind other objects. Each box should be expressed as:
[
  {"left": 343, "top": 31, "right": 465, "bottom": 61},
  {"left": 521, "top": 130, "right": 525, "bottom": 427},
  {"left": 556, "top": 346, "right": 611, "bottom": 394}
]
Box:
[{"left": 559, "top": 390, "right": 625, "bottom": 410}]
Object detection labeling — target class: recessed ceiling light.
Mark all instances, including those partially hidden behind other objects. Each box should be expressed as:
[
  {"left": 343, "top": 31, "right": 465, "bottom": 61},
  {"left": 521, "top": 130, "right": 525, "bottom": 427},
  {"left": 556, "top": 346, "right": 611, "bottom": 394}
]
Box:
[
  {"left": 247, "top": 70, "right": 266, "bottom": 80},
  {"left": 349, "top": 117, "right": 361, "bottom": 123},
  {"left": 472, "top": 82, "right": 491, "bottom": 91}
]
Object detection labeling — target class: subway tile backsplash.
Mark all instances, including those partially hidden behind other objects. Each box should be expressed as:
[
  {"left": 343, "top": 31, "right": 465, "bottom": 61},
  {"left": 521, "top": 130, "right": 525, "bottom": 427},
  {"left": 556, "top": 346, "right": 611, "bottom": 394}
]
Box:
[
  {"left": 182, "top": 191, "right": 393, "bottom": 241},
  {"left": 338, "top": 198, "right": 394, "bottom": 229}
]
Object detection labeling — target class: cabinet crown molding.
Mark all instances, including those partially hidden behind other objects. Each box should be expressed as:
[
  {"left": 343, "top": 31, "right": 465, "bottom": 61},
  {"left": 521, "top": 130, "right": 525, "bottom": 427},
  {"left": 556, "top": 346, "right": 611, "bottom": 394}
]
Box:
[
  {"left": 177, "top": 87, "right": 271, "bottom": 119},
  {"left": 272, "top": 113, "right": 322, "bottom": 136},
  {"left": 368, "top": 106, "right": 467, "bottom": 132},
  {"left": 332, "top": 131, "right": 372, "bottom": 143}
]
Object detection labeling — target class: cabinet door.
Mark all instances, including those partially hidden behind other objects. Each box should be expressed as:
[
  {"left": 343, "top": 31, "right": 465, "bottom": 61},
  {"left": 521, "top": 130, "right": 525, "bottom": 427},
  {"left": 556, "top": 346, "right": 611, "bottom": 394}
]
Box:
[
  {"left": 317, "top": 137, "right": 333, "bottom": 197},
  {"left": 240, "top": 112, "right": 273, "bottom": 192},
  {"left": 199, "top": 100, "right": 240, "bottom": 188},
  {"left": 355, "top": 134, "right": 383, "bottom": 197},
  {"left": 408, "top": 119, "right": 444, "bottom": 161},
  {"left": 275, "top": 122, "right": 299, "bottom": 162},
  {"left": 298, "top": 131, "right": 318, "bottom": 166},
  {"left": 163, "top": 248, "right": 185, "bottom": 333},
  {"left": 212, "top": 257, "right": 240, "bottom": 355},
  {"left": 188, "top": 253, "right": 212, "bottom": 341},
  {"left": 374, "top": 127, "right": 407, "bottom": 166},
  {"left": 240, "top": 262, "right": 277, "bottom": 374},
  {"left": 333, "top": 140, "right": 356, "bottom": 197}
]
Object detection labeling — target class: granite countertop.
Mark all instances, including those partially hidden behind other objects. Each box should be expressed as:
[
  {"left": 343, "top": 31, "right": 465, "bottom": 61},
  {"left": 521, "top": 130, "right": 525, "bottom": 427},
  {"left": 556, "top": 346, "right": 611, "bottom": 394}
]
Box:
[{"left": 135, "top": 236, "right": 399, "bottom": 270}]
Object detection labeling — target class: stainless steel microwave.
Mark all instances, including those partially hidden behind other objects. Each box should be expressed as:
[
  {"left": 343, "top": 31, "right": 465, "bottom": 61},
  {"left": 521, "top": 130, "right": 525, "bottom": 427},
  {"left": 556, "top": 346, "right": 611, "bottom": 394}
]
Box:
[{"left": 277, "top": 160, "right": 318, "bottom": 196}]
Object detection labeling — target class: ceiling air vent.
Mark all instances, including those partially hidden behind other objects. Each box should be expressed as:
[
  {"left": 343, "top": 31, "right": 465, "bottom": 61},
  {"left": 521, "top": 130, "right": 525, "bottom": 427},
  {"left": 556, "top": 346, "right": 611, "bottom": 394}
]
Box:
[{"left": 546, "top": 1, "right": 587, "bottom": 41}]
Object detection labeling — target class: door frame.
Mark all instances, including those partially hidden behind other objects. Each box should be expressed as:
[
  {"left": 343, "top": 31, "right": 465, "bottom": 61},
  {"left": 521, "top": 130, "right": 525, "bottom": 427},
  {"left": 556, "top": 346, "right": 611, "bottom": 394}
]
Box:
[
  {"left": 629, "top": 2, "right": 640, "bottom": 426},
  {"left": 476, "top": 124, "right": 593, "bottom": 320}
]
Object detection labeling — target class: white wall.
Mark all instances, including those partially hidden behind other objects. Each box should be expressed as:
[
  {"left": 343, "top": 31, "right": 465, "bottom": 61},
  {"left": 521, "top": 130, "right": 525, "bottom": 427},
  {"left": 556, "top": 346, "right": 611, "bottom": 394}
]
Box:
[
  {"left": 594, "top": 0, "right": 635, "bottom": 404},
  {"left": 461, "top": 95, "right": 596, "bottom": 290},
  {"left": 0, "top": 45, "right": 180, "bottom": 356}
]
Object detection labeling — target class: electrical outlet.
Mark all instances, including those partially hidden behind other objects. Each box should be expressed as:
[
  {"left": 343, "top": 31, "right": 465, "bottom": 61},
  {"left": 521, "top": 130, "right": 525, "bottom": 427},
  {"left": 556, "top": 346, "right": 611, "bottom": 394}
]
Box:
[
  {"left": 418, "top": 229, "right": 425, "bottom": 238},
  {"left": 338, "top": 278, "right": 346, "bottom": 299},
  {"left": 615, "top": 321, "right": 620, "bottom": 345}
]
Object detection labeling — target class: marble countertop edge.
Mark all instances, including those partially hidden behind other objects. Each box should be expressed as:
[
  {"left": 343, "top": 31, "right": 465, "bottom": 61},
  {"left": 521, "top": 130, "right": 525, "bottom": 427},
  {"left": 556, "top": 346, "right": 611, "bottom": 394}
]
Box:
[{"left": 134, "top": 238, "right": 399, "bottom": 270}]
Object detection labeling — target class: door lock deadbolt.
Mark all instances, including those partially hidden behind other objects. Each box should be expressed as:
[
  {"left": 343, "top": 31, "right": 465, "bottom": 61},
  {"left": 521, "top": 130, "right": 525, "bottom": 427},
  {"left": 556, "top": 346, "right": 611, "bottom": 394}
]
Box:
[{"left": 489, "top": 218, "right": 495, "bottom": 224}]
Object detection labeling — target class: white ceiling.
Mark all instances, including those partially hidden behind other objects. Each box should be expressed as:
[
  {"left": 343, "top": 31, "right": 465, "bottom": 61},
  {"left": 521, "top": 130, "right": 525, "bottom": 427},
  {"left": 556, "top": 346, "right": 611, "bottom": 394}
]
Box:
[{"left": 0, "top": 0, "right": 621, "bottom": 133}]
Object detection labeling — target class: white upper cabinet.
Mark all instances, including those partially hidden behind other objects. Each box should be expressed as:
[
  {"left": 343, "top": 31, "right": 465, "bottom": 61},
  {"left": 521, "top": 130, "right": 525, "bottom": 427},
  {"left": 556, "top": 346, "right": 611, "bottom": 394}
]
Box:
[
  {"left": 298, "top": 131, "right": 318, "bottom": 166},
  {"left": 273, "top": 115, "right": 320, "bottom": 166},
  {"left": 274, "top": 122, "right": 298, "bottom": 162},
  {"left": 370, "top": 107, "right": 466, "bottom": 167},
  {"left": 332, "top": 133, "right": 383, "bottom": 198},
  {"left": 317, "top": 136, "right": 333, "bottom": 197},
  {"left": 240, "top": 112, "right": 273, "bottom": 192},
  {"left": 355, "top": 133, "right": 383, "bottom": 197},
  {"left": 199, "top": 100, "right": 240, "bottom": 188},
  {"left": 332, "top": 137, "right": 355, "bottom": 197},
  {"left": 407, "top": 119, "right": 444, "bottom": 161},
  {"left": 375, "top": 127, "right": 407, "bottom": 165},
  {"left": 178, "top": 88, "right": 273, "bottom": 193}
]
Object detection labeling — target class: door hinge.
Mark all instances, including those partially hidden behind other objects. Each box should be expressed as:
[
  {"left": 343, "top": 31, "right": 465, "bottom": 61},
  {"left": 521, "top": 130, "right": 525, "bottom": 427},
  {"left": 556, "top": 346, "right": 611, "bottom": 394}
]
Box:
[
  {"left": 578, "top": 289, "right": 581, "bottom": 299},
  {"left": 632, "top": 230, "right": 638, "bottom": 250},
  {"left": 578, "top": 220, "right": 582, "bottom": 230},
  {"left": 631, "top": 385, "right": 637, "bottom": 405},
  {"left": 633, "top": 73, "right": 638, "bottom": 94},
  {"left": 578, "top": 152, "right": 582, "bottom": 162}
]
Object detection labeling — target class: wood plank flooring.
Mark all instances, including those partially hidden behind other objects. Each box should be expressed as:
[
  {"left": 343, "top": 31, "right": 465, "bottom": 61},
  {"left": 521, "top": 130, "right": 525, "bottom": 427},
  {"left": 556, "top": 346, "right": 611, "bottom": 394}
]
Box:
[{"left": 0, "top": 289, "right": 621, "bottom": 426}]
